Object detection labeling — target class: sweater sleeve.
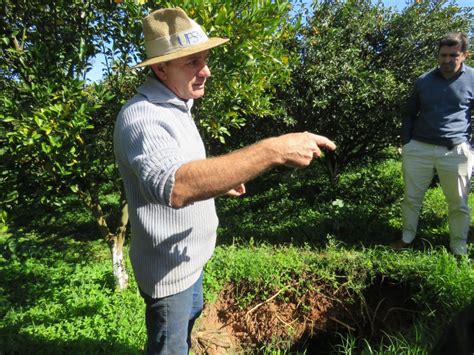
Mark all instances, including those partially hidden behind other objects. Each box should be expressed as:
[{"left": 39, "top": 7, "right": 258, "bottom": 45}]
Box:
[{"left": 118, "top": 103, "right": 189, "bottom": 207}]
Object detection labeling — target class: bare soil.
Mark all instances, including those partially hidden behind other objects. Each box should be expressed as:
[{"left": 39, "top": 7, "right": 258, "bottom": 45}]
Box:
[{"left": 192, "top": 273, "right": 423, "bottom": 354}]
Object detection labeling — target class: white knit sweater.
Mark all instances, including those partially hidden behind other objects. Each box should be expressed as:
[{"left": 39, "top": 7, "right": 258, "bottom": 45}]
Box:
[{"left": 113, "top": 77, "right": 218, "bottom": 298}]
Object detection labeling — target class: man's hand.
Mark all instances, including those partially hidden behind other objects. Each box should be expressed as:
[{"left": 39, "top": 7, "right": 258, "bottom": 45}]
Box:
[{"left": 268, "top": 132, "right": 337, "bottom": 168}]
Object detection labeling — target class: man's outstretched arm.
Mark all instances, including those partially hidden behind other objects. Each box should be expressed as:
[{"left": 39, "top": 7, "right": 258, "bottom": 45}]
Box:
[{"left": 171, "top": 132, "right": 336, "bottom": 208}]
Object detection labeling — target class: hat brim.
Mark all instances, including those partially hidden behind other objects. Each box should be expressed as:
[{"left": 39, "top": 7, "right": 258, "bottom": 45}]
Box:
[{"left": 134, "top": 37, "right": 229, "bottom": 68}]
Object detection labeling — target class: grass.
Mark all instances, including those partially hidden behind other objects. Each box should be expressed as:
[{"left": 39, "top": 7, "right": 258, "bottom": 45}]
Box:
[
  {"left": 0, "top": 234, "right": 145, "bottom": 354},
  {"left": 206, "top": 243, "right": 473, "bottom": 353},
  {"left": 1, "top": 153, "right": 473, "bottom": 354}
]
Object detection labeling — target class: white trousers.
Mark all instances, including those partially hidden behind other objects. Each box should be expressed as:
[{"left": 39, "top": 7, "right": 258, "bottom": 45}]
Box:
[{"left": 401, "top": 140, "right": 473, "bottom": 255}]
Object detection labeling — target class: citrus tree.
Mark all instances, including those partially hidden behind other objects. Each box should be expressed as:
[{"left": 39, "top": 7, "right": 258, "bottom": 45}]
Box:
[
  {"left": 0, "top": 0, "right": 143, "bottom": 289},
  {"left": 285, "top": 0, "right": 472, "bottom": 182},
  {"left": 0, "top": 0, "right": 300, "bottom": 289}
]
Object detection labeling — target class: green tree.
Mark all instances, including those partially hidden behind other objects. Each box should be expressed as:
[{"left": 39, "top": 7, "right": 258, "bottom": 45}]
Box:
[
  {"left": 0, "top": 0, "right": 300, "bottom": 289},
  {"left": 0, "top": 0, "right": 144, "bottom": 289},
  {"left": 285, "top": 0, "right": 472, "bottom": 182}
]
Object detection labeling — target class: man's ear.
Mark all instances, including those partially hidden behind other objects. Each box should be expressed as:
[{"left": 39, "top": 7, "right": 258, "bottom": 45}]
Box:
[{"left": 151, "top": 63, "right": 167, "bottom": 81}]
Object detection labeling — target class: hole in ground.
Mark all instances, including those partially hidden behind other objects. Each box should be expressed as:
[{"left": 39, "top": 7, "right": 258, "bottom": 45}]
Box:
[
  {"left": 193, "top": 273, "right": 426, "bottom": 354},
  {"left": 295, "top": 273, "right": 424, "bottom": 353}
]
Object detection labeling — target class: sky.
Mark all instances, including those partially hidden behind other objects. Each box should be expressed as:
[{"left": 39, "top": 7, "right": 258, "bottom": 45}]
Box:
[
  {"left": 86, "top": 0, "right": 473, "bottom": 82},
  {"left": 380, "top": 0, "right": 473, "bottom": 10}
]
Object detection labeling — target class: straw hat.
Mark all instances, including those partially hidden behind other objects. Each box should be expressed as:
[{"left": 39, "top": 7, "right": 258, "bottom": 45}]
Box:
[{"left": 135, "top": 7, "right": 229, "bottom": 68}]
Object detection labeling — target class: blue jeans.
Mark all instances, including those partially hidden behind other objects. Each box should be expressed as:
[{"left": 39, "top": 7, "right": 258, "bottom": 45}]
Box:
[{"left": 139, "top": 273, "right": 204, "bottom": 355}]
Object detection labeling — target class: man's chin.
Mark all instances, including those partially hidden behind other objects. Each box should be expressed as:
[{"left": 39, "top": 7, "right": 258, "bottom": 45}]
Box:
[{"left": 191, "top": 89, "right": 205, "bottom": 99}]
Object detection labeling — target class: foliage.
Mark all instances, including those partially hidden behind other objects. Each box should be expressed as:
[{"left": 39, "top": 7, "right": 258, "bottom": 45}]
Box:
[
  {"left": 216, "top": 150, "right": 405, "bottom": 247},
  {"left": 216, "top": 148, "right": 474, "bottom": 253},
  {"left": 1, "top": 156, "right": 473, "bottom": 353},
  {"left": 0, "top": 233, "right": 144, "bottom": 354},
  {"left": 1, "top": 1, "right": 98, "bottom": 85},
  {"left": 374, "top": 248, "right": 474, "bottom": 308},
  {"left": 0, "top": 0, "right": 301, "bottom": 251},
  {"left": 0, "top": 0, "right": 140, "bottom": 214},
  {"left": 0, "top": 64, "right": 131, "bottom": 286},
  {"left": 1, "top": 80, "right": 97, "bottom": 205},
  {"left": 0, "top": 0, "right": 299, "bottom": 288},
  {"left": 1, "top": 233, "right": 471, "bottom": 353},
  {"left": 284, "top": 0, "right": 473, "bottom": 180},
  {"left": 129, "top": 0, "right": 301, "bottom": 143},
  {"left": 1, "top": 0, "right": 473, "bottom": 352}
]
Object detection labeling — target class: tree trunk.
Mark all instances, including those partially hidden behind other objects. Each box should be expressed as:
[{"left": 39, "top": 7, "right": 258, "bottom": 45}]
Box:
[
  {"left": 107, "top": 189, "right": 129, "bottom": 289},
  {"left": 108, "top": 227, "right": 128, "bottom": 290},
  {"left": 80, "top": 187, "right": 129, "bottom": 290}
]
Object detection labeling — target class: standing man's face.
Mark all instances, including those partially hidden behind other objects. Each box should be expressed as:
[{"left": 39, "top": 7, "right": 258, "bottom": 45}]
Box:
[
  {"left": 438, "top": 44, "right": 468, "bottom": 79},
  {"left": 153, "top": 50, "right": 211, "bottom": 100}
]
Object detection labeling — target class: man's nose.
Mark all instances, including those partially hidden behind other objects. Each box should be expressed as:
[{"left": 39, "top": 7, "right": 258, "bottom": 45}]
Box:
[
  {"left": 442, "top": 55, "right": 452, "bottom": 63},
  {"left": 198, "top": 65, "right": 211, "bottom": 78}
]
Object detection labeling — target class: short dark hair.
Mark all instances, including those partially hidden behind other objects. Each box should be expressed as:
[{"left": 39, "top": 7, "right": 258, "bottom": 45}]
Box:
[{"left": 438, "top": 32, "right": 469, "bottom": 53}]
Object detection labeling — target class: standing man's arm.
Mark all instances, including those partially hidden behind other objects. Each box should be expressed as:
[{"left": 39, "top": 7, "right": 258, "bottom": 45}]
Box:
[
  {"left": 171, "top": 132, "right": 336, "bottom": 208},
  {"left": 401, "top": 82, "right": 419, "bottom": 146}
]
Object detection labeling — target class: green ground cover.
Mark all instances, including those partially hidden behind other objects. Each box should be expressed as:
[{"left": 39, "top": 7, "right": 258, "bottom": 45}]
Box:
[{"left": 1, "top": 155, "right": 473, "bottom": 354}]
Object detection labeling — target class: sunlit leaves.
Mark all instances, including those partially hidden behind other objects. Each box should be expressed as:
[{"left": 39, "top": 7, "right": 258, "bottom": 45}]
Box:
[
  {"left": 285, "top": 0, "right": 472, "bottom": 180},
  {"left": 151, "top": 0, "right": 300, "bottom": 142}
]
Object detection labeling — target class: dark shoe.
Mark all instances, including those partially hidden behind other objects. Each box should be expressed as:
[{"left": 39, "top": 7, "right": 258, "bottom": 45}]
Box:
[{"left": 389, "top": 239, "right": 411, "bottom": 250}]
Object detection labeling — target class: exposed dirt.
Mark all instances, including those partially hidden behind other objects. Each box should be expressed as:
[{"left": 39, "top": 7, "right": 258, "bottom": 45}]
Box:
[{"left": 192, "top": 274, "right": 424, "bottom": 354}]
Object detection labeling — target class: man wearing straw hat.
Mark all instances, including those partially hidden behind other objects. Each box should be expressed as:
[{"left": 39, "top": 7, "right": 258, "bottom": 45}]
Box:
[{"left": 114, "top": 7, "right": 336, "bottom": 354}]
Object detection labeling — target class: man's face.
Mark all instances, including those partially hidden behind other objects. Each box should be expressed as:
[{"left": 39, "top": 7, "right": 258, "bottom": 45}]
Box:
[
  {"left": 154, "top": 50, "right": 211, "bottom": 100},
  {"left": 438, "top": 44, "right": 468, "bottom": 79}
]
